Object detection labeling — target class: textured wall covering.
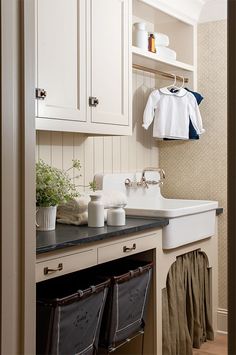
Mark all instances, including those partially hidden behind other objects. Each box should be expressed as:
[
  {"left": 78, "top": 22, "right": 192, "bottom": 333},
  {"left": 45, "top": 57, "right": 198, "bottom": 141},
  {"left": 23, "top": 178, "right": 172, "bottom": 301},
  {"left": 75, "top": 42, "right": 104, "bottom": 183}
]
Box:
[
  {"left": 36, "top": 70, "right": 159, "bottom": 191},
  {"left": 159, "top": 20, "right": 227, "bottom": 310}
]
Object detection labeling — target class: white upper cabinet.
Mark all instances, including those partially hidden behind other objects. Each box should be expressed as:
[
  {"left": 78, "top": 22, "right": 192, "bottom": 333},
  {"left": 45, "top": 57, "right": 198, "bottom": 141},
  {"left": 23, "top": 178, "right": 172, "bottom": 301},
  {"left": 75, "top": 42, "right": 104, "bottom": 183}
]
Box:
[
  {"left": 90, "top": 0, "right": 130, "bottom": 126},
  {"left": 36, "top": 0, "right": 132, "bottom": 135},
  {"left": 36, "top": 0, "right": 87, "bottom": 122}
]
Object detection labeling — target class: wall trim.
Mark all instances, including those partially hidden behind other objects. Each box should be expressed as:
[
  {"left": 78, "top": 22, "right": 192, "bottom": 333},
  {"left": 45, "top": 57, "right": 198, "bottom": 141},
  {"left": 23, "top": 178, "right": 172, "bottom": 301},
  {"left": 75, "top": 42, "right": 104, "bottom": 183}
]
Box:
[
  {"left": 217, "top": 308, "right": 228, "bottom": 334},
  {"left": 1, "top": 0, "right": 36, "bottom": 353}
]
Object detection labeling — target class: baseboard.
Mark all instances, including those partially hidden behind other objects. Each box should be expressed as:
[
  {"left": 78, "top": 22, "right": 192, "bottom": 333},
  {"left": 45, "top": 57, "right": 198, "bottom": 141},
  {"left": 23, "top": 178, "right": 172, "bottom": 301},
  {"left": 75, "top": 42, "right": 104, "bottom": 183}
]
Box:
[{"left": 217, "top": 308, "right": 228, "bottom": 334}]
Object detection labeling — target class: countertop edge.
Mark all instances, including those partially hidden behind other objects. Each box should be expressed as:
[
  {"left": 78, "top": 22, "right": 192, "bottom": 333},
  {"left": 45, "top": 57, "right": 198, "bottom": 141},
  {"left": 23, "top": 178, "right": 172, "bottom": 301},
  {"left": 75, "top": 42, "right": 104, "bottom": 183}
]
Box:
[
  {"left": 36, "top": 218, "right": 168, "bottom": 255},
  {"left": 216, "top": 208, "right": 223, "bottom": 215},
  {"left": 37, "top": 208, "right": 223, "bottom": 255}
]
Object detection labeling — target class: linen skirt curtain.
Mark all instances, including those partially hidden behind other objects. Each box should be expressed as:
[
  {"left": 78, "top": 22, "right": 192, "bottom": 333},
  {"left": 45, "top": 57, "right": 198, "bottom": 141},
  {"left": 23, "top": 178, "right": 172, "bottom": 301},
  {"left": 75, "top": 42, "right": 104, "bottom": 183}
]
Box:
[{"left": 162, "top": 250, "right": 214, "bottom": 355}]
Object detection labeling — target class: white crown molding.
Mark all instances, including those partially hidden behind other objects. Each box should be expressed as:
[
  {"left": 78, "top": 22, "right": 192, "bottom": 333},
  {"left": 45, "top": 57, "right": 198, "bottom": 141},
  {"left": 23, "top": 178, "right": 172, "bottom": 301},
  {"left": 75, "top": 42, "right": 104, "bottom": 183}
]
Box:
[
  {"left": 199, "top": 0, "right": 227, "bottom": 23},
  {"left": 139, "top": 0, "right": 205, "bottom": 24}
]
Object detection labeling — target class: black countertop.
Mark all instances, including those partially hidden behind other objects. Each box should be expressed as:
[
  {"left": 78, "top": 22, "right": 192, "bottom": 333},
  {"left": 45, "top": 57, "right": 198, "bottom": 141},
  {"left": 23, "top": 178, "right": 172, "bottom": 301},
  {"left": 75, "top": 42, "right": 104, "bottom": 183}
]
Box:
[
  {"left": 36, "top": 217, "right": 169, "bottom": 255},
  {"left": 36, "top": 208, "right": 223, "bottom": 255}
]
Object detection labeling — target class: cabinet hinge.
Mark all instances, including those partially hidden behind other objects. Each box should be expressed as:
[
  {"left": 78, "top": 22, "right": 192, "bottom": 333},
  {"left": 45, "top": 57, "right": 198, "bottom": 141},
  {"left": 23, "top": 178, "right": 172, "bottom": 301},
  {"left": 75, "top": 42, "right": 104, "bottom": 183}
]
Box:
[{"left": 36, "top": 88, "right": 47, "bottom": 100}]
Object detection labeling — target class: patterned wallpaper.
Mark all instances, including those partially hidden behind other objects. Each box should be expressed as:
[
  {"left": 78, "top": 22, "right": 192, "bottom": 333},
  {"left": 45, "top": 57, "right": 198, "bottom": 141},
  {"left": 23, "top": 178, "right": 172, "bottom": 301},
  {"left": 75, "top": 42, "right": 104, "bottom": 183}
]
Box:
[{"left": 159, "top": 20, "right": 227, "bottom": 310}]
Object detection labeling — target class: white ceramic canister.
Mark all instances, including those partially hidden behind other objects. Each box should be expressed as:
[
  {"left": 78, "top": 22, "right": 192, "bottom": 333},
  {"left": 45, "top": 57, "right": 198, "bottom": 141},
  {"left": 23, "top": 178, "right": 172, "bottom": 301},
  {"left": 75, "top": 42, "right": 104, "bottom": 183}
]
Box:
[
  {"left": 88, "top": 194, "right": 104, "bottom": 228},
  {"left": 36, "top": 206, "right": 57, "bottom": 231},
  {"left": 133, "top": 22, "right": 148, "bottom": 51},
  {"left": 107, "top": 207, "right": 126, "bottom": 226}
]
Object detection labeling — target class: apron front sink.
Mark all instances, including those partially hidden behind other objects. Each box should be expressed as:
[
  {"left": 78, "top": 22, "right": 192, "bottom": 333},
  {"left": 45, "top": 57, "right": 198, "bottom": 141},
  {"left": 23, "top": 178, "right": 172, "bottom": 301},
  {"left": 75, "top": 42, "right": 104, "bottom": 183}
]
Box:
[
  {"left": 126, "top": 197, "right": 218, "bottom": 249},
  {"left": 95, "top": 172, "right": 218, "bottom": 250}
]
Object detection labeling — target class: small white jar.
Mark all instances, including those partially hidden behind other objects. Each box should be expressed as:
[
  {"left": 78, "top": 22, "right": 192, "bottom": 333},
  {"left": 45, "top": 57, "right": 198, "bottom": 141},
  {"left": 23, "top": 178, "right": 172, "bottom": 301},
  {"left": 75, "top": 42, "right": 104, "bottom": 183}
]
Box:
[
  {"left": 133, "top": 22, "right": 148, "bottom": 51},
  {"left": 88, "top": 194, "right": 104, "bottom": 228},
  {"left": 107, "top": 207, "right": 126, "bottom": 226}
]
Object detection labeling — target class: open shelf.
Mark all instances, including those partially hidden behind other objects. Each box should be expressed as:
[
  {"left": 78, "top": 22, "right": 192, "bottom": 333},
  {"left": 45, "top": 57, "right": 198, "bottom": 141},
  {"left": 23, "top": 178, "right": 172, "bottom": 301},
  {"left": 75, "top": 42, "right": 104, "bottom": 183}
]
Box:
[
  {"left": 132, "top": 0, "right": 196, "bottom": 85},
  {"left": 132, "top": 46, "right": 194, "bottom": 74}
]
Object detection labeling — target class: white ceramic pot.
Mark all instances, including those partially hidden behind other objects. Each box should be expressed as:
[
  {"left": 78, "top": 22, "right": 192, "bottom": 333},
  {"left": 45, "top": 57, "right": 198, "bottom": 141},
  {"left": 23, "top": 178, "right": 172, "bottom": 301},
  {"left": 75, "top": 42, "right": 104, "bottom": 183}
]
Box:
[
  {"left": 133, "top": 22, "right": 148, "bottom": 51},
  {"left": 88, "top": 195, "right": 104, "bottom": 228},
  {"left": 36, "top": 206, "right": 57, "bottom": 231},
  {"left": 107, "top": 207, "right": 126, "bottom": 226}
]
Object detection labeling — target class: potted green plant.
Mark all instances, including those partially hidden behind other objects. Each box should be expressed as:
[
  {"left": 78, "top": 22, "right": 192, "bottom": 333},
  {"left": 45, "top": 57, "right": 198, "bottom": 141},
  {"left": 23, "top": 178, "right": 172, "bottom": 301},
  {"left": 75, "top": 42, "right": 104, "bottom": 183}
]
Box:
[{"left": 36, "top": 159, "right": 80, "bottom": 231}]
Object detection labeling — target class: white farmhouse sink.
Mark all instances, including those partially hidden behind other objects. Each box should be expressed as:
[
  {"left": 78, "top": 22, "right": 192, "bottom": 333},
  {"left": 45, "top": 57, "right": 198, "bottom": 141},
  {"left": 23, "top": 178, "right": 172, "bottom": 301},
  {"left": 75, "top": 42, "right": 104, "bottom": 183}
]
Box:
[
  {"left": 95, "top": 172, "right": 218, "bottom": 250},
  {"left": 126, "top": 197, "right": 218, "bottom": 249},
  {"left": 126, "top": 197, "right": 218, "bottom": 218}
]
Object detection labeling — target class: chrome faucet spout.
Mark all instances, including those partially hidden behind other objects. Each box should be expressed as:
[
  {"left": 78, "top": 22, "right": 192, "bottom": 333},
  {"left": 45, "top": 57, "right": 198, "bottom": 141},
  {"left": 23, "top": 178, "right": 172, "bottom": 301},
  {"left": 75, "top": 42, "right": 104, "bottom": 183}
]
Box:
[{"left": 141, "top": 167, "right": 165, "bottom": 188}]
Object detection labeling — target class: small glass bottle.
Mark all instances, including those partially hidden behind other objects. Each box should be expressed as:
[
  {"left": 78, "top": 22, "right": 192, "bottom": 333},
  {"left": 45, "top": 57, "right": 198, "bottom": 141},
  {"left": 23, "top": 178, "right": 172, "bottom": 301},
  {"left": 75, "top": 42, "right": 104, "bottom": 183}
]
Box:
[
  {"left": 88, "top": 195, "right": 104, "bottom": 228},
  {"left": 148, "top": 33, "right": 156, "bottom": 53}
]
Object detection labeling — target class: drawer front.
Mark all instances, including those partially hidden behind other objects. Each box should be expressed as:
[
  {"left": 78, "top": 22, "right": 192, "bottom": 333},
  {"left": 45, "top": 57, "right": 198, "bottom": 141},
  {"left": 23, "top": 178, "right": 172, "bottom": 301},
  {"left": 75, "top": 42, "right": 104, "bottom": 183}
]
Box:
[
  {"left": 36, "top": 248, "right": 97, "bottom": 282},
  {"left": 98, "top": 233, "right": 159, "bottom": 264}
]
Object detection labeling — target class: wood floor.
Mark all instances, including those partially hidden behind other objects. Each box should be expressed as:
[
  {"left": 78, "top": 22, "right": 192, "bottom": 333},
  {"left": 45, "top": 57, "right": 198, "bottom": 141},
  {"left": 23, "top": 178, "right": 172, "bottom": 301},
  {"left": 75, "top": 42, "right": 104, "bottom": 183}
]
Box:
[{"left": 193, "top": 335, "right": 227, "bottom": 355}]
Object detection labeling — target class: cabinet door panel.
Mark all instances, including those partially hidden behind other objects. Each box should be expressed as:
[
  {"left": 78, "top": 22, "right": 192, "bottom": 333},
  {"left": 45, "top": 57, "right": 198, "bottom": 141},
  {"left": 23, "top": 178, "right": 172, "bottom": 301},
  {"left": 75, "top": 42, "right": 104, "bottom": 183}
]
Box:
[
  {"left": 37, "top": 0, "right": 86, "bottom": 121},
  {"left": 90, "top": 0, "right": 131, "bottom": 126}
]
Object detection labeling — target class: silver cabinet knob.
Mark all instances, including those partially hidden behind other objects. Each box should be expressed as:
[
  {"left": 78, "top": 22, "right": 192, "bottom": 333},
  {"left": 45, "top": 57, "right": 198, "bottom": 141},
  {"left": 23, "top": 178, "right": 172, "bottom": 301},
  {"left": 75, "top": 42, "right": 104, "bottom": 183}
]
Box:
[{"left": 89, "top": 97, "right": 99, "bottom": 107}]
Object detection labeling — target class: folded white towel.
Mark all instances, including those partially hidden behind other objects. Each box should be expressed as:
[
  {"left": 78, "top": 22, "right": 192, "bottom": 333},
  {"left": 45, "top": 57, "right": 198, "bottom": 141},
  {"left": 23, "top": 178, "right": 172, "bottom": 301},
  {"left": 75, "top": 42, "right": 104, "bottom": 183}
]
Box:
[
  {"left": 57, "top": 210, "right": 108, "bottom": 226},
  {"left": 59, "top": 195, "right": 90, "bottom": 214},
  {"left": 57, "top": 211, "right": 89, "bottom": 225},
  {"left": 58, "top": 190, "right": 127, "bottom": 215},
  {"left": 154, "top": 33, "right": 169, "bottom": 47},
  {"left": 57, "top": 190, "right": 127, "bottom": 226},
  {"left": 156, "top": 46, "right": 176, "bottom": 61}
]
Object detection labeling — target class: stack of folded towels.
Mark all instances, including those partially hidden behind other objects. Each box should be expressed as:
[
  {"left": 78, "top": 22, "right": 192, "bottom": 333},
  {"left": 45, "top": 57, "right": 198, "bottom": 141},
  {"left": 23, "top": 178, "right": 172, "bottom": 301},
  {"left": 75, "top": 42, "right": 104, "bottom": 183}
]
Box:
[
  {"left": 57, "top": 190, "right": 127, "bottom": 226},
  {"left": 154, "top": 32, "right": 177, "bottom": 61}
]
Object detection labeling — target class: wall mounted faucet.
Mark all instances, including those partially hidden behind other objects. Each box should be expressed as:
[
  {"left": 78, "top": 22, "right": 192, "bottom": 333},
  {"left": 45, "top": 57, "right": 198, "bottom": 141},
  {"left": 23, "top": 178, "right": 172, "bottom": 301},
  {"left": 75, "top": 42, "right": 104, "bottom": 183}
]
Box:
[
  {"left": 124, "top": 168, "right": 165, "bottom": 189},
  {"left": 140, "top": 167, "right": 165, "bottom": 188}
]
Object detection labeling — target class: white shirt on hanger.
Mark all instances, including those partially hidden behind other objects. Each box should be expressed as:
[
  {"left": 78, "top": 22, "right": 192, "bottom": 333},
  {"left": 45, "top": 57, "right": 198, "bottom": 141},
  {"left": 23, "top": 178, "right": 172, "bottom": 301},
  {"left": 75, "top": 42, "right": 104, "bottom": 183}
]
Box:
[{"left": 143, "top": 87, "right": 205, "bottom": 139}]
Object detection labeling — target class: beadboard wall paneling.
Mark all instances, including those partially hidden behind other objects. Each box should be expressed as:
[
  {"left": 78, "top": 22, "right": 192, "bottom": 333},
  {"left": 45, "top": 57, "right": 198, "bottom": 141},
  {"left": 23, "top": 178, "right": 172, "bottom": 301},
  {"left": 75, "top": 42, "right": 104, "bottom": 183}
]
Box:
[
  {"left": 159, "top": 20, "right": 227, "bottom": 310},
  {"left": 36, "top": 70, "right": 159, "bottom": 192}
]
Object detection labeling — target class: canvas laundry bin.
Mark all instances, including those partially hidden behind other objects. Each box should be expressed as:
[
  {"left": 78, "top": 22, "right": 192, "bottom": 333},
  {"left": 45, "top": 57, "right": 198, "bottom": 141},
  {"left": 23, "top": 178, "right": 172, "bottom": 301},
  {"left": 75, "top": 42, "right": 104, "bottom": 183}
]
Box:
[
  {"left": 36, "top": 272, "right": 110, "bottom": 355},
  {"left": 99, "top": 260, "right": 153, "bottom": 352}
]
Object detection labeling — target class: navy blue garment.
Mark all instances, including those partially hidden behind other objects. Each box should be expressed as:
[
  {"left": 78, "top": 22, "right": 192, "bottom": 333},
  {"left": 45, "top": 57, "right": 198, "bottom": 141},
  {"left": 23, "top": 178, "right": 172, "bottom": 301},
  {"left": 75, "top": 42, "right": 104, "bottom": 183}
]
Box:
[
  {"left": 186, "top": 88, "right": 204, "bottom": 140},
  {"left": 164, "top": 87, "right": 204, "bottom": 140},
  {"left": 185, "top": 87, "right": 204, "bottom": 105}
]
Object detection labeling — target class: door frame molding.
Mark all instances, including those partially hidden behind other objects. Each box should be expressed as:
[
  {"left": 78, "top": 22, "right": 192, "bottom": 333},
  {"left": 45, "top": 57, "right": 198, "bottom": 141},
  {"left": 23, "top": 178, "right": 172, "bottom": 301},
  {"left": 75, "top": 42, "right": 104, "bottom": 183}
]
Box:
[{"left": 1, "top": 0, "right": 35, "bottom": 353}]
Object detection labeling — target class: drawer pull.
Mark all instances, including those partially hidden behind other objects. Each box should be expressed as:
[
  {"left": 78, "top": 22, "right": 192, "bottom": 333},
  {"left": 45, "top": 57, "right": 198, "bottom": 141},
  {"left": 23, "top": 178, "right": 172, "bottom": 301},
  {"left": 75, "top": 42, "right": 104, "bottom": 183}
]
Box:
[
  {"left": 123, "top": 244, "right": 136, "bottom": 253},
  {"left": 44, "top": 263, "right": 63, "bottom": 275}
]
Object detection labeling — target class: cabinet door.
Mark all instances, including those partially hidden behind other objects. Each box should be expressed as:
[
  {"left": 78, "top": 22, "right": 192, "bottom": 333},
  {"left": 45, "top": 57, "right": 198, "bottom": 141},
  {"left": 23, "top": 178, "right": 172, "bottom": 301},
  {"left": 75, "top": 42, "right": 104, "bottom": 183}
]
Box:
[
  {"left": 36, "top": 0, "right": 86, "bottom": 122},
  {"left": 90, "top": 0, "right": 131, "bottom": 126}
]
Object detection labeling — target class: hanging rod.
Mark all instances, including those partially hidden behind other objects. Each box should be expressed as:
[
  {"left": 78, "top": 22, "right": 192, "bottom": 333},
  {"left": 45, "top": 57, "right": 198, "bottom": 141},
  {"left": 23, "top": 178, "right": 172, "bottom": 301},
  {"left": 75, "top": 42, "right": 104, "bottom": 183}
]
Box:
[{"left": 132, "top": 64, "right": 189, "bottom": 83}]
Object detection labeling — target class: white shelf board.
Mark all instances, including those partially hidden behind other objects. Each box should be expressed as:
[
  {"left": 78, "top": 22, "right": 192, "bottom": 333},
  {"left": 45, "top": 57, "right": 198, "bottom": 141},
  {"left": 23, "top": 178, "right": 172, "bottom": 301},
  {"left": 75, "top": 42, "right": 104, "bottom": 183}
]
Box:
[{"left": 132, "top": 46, "right": 194, "bottom": 73}]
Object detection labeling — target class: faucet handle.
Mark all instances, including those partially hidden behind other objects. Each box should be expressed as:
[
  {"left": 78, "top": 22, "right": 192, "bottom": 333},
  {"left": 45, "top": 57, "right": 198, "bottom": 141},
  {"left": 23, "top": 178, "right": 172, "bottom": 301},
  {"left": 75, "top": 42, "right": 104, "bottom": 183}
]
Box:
[
  {"left": 140, "top": 177, "right": 149, "bottom": 189},
  {"left": 125, "top": 177, "right": 149, "bottom": 189},
  {"left": 160, "top": 169, "right": 166, "bottom": 179},
  {"left": 124, "top": 178, "right": 132, "bottom": 187}
]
